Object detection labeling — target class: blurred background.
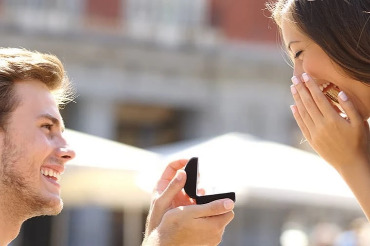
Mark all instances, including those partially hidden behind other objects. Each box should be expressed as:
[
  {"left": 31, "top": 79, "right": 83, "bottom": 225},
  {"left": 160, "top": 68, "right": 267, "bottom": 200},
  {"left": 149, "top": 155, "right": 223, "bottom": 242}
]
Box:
[{"left": 2, "top": 0, "right": 368, "bottom": 245}]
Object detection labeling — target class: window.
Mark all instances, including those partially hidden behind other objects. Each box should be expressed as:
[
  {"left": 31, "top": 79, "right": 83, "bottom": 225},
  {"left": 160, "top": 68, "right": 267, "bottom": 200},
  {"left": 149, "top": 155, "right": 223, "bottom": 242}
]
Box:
[{"left": 115, "top": 104, "right": 182, "bottom": 148}]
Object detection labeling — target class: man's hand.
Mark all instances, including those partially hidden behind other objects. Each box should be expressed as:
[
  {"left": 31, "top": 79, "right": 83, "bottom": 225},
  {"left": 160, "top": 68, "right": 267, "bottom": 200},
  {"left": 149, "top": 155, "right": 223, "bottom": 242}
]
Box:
[{"left": 143, "top": 159, "right": 235, "bottom": 246}]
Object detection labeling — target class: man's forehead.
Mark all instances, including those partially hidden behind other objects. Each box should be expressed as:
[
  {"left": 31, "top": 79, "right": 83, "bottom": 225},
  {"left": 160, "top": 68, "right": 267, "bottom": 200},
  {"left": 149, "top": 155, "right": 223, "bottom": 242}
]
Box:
[{"left": 13, "top": 80, "right": 63, "bottom": 118}]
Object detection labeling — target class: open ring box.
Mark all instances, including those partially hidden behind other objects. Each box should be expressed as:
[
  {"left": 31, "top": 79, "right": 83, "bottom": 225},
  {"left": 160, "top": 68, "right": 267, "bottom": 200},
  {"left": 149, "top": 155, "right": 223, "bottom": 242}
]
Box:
[{"left": 184, "top": 157, "right": 236, "bottom": 204}]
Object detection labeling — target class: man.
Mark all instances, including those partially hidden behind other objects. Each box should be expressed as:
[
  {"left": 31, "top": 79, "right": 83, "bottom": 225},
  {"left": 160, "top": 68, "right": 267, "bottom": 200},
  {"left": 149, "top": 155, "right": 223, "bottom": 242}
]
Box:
[{"left": 0, "top": 48, "right": 234, "bottom": 246}]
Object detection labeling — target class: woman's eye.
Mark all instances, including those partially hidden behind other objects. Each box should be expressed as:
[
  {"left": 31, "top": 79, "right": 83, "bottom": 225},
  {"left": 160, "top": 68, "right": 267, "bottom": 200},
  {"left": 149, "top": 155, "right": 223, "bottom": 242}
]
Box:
[{"left": 294, "top": 50, "right": 303, "bottom": 59}]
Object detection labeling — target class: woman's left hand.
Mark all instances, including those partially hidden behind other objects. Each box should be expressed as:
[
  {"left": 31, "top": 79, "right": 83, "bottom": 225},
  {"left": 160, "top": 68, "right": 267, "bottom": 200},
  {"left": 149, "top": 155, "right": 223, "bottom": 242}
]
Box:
[{"left": 290, "top": 73, "right": 370, "bottom": 172}]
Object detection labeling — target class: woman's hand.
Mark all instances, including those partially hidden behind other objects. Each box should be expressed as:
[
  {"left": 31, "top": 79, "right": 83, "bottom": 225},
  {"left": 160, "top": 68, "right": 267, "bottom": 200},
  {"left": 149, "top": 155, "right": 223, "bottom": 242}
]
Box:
[{"left": 290, "top": 73, "right": 370, "bottom": 171}]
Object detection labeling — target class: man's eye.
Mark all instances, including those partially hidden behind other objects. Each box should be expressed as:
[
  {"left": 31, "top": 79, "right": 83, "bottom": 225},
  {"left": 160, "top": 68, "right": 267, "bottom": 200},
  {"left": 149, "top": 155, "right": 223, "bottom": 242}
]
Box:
[
  {"left": 42, "top": 124, "right": 53, "bottom": 130},
  {"left": 294, "top": 50, "right": 303, "bottom": 59}
]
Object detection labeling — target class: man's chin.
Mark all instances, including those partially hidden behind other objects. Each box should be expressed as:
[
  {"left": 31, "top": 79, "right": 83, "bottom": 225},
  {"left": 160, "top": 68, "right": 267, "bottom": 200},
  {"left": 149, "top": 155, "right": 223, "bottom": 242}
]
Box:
[
  {"left": 31, "top": 197, "right": 64, "bottom": 217},
  {"left": 45, "top": 199, "right": 64, "bottom": 216}
]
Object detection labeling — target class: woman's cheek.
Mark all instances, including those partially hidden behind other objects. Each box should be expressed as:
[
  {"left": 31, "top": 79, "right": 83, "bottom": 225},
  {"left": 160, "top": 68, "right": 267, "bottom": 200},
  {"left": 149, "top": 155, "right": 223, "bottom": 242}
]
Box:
[{"left": 302, "top": 58, "right": 317, "bottom": 76}]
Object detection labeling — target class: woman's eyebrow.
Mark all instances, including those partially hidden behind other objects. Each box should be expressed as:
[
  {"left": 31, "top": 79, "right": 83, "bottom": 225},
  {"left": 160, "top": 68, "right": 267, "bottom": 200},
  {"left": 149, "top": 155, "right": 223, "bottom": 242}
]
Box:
[{"left": 287, "top": 40, "right": 301, "bottom": 51}]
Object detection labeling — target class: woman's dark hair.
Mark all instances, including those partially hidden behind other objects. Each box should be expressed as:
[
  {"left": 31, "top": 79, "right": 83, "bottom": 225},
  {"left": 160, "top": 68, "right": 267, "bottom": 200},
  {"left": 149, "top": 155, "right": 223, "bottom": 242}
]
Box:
[{"left": 268, "top": 0, "right": 370, "bottom": 84}]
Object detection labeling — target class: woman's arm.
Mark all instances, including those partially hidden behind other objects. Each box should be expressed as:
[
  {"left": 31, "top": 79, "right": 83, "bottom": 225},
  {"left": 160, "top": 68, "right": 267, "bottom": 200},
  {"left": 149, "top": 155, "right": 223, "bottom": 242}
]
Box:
[{"left": 290, "top": 73, "right": 370, "bottom": 219}]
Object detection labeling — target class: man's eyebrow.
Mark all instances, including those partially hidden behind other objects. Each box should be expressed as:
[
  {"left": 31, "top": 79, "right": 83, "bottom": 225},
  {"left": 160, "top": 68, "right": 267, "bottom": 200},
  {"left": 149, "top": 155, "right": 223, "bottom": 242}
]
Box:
[
  {"left": 287, "top": 40, "right": 301, "bottom": 51},
  {"left": 38, "top": 113, "right": 65, "bottom": 132}
]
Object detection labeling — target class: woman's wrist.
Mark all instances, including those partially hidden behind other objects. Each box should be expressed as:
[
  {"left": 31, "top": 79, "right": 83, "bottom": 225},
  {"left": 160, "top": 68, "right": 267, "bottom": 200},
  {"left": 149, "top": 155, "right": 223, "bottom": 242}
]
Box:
[{"left": 336, "top": 157, "right": 370, "bottom": 220}]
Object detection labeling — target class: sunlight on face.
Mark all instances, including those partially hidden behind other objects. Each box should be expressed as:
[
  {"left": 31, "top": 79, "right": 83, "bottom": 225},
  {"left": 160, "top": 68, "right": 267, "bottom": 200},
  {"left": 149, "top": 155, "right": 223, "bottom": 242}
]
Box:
[
  {"left": 0, "top": 80, "right": 74, "bottom": 218},
  {"left": 280, "top": 15, "right": 370, "bottom": 120}
]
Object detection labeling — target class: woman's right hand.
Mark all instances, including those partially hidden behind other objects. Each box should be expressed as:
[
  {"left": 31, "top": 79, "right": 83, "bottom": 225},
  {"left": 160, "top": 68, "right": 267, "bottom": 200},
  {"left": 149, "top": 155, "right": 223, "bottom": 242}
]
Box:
[{"left": 290, "top": 74, "right": 370, "bottom": 171}]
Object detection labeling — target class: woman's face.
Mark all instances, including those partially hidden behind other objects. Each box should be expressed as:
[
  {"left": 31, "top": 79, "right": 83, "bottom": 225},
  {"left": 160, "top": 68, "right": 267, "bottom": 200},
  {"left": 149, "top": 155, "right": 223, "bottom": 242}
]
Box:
[{"left": 281, "top": 17, "right": 370, "bottom": 120}]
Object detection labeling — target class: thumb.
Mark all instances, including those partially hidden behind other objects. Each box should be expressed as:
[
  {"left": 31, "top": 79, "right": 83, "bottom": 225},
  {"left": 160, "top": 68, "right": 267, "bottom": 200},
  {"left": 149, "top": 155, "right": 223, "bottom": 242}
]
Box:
[
  {"left": 186, "top": 199, "right": 235, "bottom": 218},
  {"left": 338, "top": 91, "right": 362, "bottom": 123}
]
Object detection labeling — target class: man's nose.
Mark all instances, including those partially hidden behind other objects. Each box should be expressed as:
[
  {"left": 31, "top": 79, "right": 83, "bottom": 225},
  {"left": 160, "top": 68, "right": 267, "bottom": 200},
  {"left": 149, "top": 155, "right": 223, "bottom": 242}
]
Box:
[{"left": 56, "top": 145, "right": 76, "bottom": 161}]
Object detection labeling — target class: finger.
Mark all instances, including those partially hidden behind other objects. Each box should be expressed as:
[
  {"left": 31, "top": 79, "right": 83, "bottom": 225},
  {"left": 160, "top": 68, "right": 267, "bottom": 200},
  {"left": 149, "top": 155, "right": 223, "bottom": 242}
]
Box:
[
  {"left": 156, "top": 159, "right": 188, "bottom": 194},
  {"left": 190, "top": 211, "right": 235, "bottom": 245},
  {"left": 201, "top": 210, "right": 235, "bottom": 228},
  {"left": 291, "top": 77, "right": 315, "bottom": 129},
  {"left": 197, "top": 188, "right": 206, "bottom": 196},
  {"left": 293, "top": 75, "right": 324, "bottom": 124},
  {"left": 172, "top": 189, "right": 197, "bottom": 207},
  {"left": 185, "top": 199, "right": 235, "bottom": 218},
  {"left": 337, "top": 91, "right": 363, "bottom": 124},
  {"left": 290, "top": 104, "right": 311, "bottom": 141},
  {"left": 160, "top": 159, "right": 188, "bottom": 181},
  {"left": 302, "top": 73, "right": 338, "bottom": 119},
  {"left": 146, "top": 169, "right": 188, "bottom": 236},
  {"left": 148, "top": 170, "right": 187, "bottom": 233},
  {"left": 189, "top": 210, "right": 234, "bottom": 242},
  {"left": 156, "top": 170, "right": 187, "bottom": 205}
]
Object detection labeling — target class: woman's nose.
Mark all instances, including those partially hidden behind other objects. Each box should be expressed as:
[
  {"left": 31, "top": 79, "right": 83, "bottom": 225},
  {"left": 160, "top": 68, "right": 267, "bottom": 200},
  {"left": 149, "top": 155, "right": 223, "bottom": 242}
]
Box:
[{"left": 293, "top": 64, "right": 304, "bottom": 77}]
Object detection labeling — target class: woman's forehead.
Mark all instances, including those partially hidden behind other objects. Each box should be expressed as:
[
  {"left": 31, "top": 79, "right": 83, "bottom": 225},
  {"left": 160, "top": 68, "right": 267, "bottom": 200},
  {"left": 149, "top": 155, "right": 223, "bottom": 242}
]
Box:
[{"left": 281, "top": 18, "right": 306, "bottom": 48}]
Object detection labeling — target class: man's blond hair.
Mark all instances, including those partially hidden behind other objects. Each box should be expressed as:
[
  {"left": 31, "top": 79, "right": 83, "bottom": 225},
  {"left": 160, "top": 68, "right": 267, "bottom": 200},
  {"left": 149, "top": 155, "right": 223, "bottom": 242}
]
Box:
[{"left": 0, "top": 47, "right": 74, "bottom": 129}]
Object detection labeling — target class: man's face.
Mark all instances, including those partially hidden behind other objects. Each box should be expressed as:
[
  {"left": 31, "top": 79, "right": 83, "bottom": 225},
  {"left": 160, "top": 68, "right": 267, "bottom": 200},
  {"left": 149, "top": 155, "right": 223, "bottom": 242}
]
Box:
[{"left": 0, "top": 80, "right": 75, "bottom": 218}]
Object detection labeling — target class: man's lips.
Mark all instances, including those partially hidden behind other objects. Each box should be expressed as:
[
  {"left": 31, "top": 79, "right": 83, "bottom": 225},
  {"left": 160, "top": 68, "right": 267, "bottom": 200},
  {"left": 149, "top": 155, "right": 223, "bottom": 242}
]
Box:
[{"left": 41, "top": 166, "right": 63, "bottom": 182}]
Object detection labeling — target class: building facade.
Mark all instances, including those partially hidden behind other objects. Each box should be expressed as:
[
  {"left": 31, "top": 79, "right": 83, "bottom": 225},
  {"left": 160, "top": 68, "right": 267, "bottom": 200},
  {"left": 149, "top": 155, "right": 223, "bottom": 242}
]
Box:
[
  {"left": 2, "top": 1, "right": 360, "bottom": 246},
  {"left": 0, "top": 0, "right": 298, "bottom": 148}
]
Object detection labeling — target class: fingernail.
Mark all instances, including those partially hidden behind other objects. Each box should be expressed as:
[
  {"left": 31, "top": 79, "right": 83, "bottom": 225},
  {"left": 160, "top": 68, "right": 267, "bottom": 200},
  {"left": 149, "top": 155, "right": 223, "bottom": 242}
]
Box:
[
  {"left": 290, "top": 105, "right": 296, "bottom": 114},
  {"left": 302, "top": 73, "right": 309, "bottom": 82},
  {"left": 290, "top": 84, "right": 297, "bottom": 94},
  {"left": 291, "top": 76, "right": 300, "bottom": 85},
  {"left": 338, "top": 91, "right": 348, "bottom": 101},
  {"left": 176, "top": 171, "right": 183, "bottom": 181},
  {"left": 224, "top": 199, "right": 234, "bottom": 210}
]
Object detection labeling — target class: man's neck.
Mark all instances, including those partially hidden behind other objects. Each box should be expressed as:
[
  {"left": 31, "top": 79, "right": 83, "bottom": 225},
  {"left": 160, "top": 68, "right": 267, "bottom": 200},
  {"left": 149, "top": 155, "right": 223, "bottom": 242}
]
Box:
[
  {"left": 0, "top": 201, "right": 25, "bottom": 246},
  {"left": 0, "top": 217, "right": 23, "bottom": 246}
]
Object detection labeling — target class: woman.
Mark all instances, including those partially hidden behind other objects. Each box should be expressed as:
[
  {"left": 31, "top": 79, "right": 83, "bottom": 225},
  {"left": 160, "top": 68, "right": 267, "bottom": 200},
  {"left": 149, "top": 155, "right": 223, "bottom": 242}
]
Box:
[{"left": 268, "top": 0, "right": 370, "bottom": 219}]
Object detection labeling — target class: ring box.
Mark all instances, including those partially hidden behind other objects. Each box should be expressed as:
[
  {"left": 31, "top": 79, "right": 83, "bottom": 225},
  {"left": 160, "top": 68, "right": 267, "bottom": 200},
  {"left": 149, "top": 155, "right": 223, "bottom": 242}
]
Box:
[{"left": 184, "top": 157, "right": 236, "bottom": 204}]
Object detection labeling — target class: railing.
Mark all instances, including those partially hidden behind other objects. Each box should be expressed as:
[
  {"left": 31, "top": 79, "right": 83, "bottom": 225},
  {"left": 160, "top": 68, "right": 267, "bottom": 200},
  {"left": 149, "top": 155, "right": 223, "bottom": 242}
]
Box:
[{"left": 0, "top": 0, "right": 214, "bottom": 46}]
